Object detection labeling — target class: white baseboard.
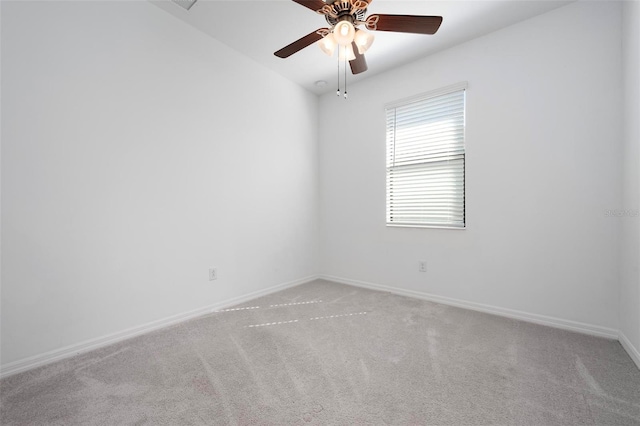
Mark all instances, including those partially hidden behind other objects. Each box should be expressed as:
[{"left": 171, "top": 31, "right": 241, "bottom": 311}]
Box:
[
  {"left": 4, "top": 274, "right": 633, "bottom": 378},
  {"left": 0, "top": 275, "right": 319, "bottom": 379},
  {"left": 619, "top": 331, "right": 640, "bottom": 370},
  {"left": 319, "top": 274, "right": 619, "bottom": 340}
]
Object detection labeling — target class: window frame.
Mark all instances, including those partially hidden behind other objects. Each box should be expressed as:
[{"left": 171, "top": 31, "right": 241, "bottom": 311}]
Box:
[{"left": 385, "top": 82, "right": 468, "bottom": 230}]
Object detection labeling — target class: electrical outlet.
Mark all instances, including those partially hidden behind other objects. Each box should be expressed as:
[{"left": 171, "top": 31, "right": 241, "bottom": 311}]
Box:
[
  {"left": 419, "top": 261, "right": 427, "bottom": 272},
  {"left": 209, "top": 268, "right": 217, "bottom": 281}
]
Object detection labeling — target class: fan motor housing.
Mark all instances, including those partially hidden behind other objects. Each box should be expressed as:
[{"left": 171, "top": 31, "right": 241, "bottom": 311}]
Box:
[{"left": 324, "top": 1, "right": 367, "bottom": 27}]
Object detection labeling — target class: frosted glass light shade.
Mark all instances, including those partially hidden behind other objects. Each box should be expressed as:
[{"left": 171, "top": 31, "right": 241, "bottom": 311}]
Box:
[
  {"left": 318, "top": 33, "right": 337, "bottom": 57},
  {"left": 354, "top": 29, "right": 374, "bottom": 54},
  {"left": 338, "top": 44, "right": 356, "bottom": 61},
  {"left": 333, "top": 21, "right": 355, "bottom": 46}
]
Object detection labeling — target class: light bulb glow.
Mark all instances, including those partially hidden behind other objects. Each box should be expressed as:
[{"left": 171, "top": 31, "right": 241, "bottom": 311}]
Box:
[
  {"left": 333, "top": 21, "right": 355, "bottom": 46},
  {"left": 338, "top": 44, "right": 356, "bottom": 61},
  {"left": 318, "top": 33, "right": 337, "bottom": 57},
  {"left": 354, "top": 29, "right": 374, "bottom": 54}
]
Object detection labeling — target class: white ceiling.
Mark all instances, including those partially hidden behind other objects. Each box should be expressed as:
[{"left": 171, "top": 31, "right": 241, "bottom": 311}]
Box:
[{"left": 151, "top": 0, "right": 573, "bottom": 95}]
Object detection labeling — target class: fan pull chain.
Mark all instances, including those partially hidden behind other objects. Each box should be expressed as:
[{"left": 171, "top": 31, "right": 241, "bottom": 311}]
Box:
[
  {"left": 336, "top": 46, "right": 341, "bottom": 97},
  {"left": 344, "top": 53, "right": 348, "bottom": 100},
  {"left": 335, "top": 46, "right": 348, "bottom": 100}
]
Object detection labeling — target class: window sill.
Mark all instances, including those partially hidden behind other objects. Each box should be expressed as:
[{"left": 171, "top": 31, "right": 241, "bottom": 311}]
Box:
[{"left": 386, "top": 223, "right": 466, "bottom": 230}]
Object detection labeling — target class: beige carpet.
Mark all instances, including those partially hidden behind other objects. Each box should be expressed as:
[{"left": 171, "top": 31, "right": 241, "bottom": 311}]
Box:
[{"left": 1, "top": 279, "right": 639, "bottom": 425}]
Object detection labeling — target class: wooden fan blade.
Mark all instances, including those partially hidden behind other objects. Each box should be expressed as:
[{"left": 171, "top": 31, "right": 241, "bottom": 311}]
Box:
[
  {"left": 349, "top": 42, "right": 368, "bottom": 75},
  {"left": 369, "top": 14, "right": 443, "bottom": 35},
  {"left": 291, "top": 0, "right": 326, "bottom": 12},
  {"left": 274, "top": 29, "right": 326, "bottom": 58}
]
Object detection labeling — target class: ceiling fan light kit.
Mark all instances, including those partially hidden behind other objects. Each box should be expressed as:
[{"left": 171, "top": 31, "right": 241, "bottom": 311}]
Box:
[
  {"left": 319, "top": 33, "right": 337, "bottom": 56},
  {"left": 333, "top": 20, "right": 356, "bottom": 46},
  {"left": 338, "top": 44, "right": 356, "bottom": 61},
  {"left": 275, "top": 0, "right": 443, "bottom": 98},
  {"left": 353, "top": 29, "right": 374, "bottom": 55}
]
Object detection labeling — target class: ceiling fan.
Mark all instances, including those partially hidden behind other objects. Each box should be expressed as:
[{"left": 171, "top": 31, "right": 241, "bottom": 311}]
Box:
[{"left": 274, "top": 0, "right": 443, "bottom": 76}]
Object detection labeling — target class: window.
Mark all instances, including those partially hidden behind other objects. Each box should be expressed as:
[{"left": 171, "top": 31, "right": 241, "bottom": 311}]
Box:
[{"left": 386, "top": 83, "right": 466, "bottom": 228}]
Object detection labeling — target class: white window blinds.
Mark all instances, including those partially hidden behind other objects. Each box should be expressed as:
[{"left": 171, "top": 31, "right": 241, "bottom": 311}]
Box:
[{"left": 386, "top": 84, "right": 466, "bottom": 228}]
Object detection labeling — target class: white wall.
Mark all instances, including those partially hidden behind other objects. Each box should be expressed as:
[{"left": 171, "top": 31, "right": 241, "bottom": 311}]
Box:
[
  {"left": 620, "top": 0, "right": 640, "bottom": 365},
  {"left": 1, "top": 1, "right": 319, "bottom": 367},
  {"left": 319, "top": 1, "right": 622, "bottom": 332},
  {"left": 1, "top": 0, "right": 633, "bottom": 373}
]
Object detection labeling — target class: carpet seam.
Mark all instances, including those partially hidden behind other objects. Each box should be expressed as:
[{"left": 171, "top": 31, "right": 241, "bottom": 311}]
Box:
[{"left": 0, "top": 274, "right": 320, "bottom": 378}]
